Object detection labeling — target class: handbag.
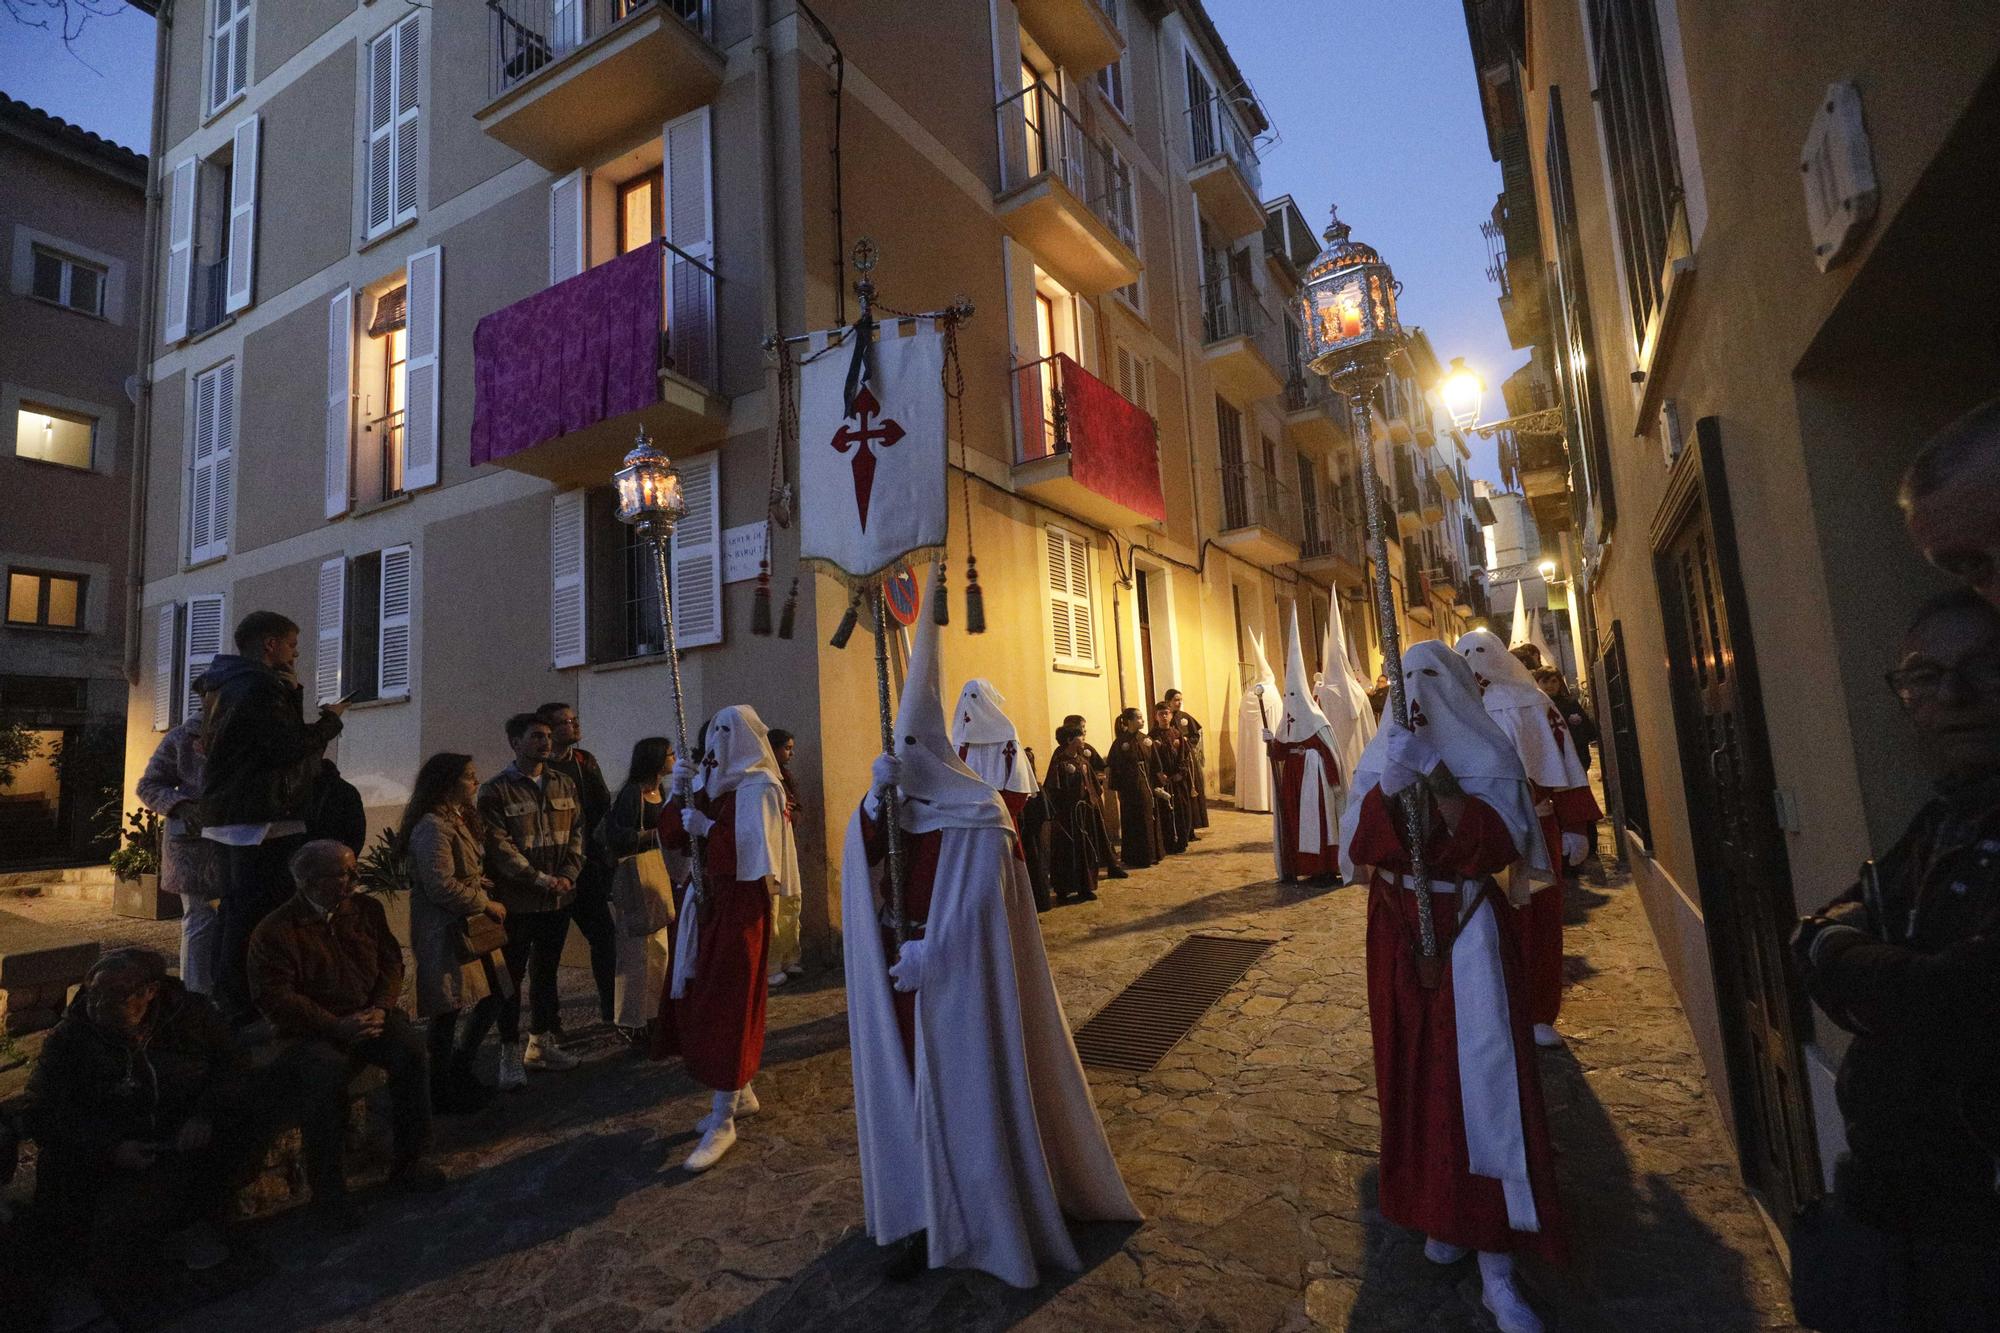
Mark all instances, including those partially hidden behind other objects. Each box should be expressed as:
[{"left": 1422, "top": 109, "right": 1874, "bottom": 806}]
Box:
[
  {"left": 1789, "top": 1194, "right": 1913, "bottom": 1332},
  {"left": 457, "top": 911, "right": 508, "bottom": 963},
  {"left": 608, "top": 792, "right": 676, "bottom": 937}
]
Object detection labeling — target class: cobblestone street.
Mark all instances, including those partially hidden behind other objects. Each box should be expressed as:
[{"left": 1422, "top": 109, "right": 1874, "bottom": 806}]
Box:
[{"left": 130, "top": 807, "right": 1798, "bottom": 1332}]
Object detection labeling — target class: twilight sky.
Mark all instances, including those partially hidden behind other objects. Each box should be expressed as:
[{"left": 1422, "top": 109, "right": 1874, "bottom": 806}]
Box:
[{"left": 0, "top": 1, "right": 1520, "bottom": 479}]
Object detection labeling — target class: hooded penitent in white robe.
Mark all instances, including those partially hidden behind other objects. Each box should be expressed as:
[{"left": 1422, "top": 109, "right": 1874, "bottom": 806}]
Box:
[
  {"left": 1507, "top": 581, "right": 1557, "bottom": 668},
  {"left": 843, "top": 565, "right": 1138, "bottom": 1289},
  {"left": 1313, "top": 595, "right": 1378, "bottom": 814},
  {"left": 1269, "top": 605, "right": 1344, "bottom": 880},
  {"left": 1234, "top": 629, "right": 1278, "bottom": 813},
  {"left": 951, "top": 679, "right": 1039, "bottom": 797},
  {"left": 1455, "top": 628, "right": 1589, "bottom": 795}
]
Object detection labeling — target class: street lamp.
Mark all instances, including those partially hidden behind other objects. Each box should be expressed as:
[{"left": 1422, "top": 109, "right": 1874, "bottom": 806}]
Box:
[
  {"left": 1300, "top": 205, "right": 1442, "bottom": 986},
  {"left": 1538, "top": 559, "right": 1558, "bottom": 581},
  {"left": 1441, "top": 356, "right": 1483, "bottom": 431}
]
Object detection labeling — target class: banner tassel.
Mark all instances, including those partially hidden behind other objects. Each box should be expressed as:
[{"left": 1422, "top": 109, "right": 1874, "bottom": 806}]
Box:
[
  {"left": 777, "top": 576, "right": 799, "bottom": 640},
  {"left": 964, "top": 555, "right": 987, "bottom": 635},
  {"left": 932, "top": 559, "right": 950, "bottom": 626},
  {"left": 830, "top": 593, "right": 861, "bottom": 649},
  {"left": 751, "top": 561, "right": 774, "bottom": 637}
]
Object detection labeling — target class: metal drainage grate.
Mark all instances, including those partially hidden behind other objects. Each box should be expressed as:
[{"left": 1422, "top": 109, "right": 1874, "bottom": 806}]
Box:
[{"left": 1071, "top": 934, "right": 1274, "bottom": 1073}]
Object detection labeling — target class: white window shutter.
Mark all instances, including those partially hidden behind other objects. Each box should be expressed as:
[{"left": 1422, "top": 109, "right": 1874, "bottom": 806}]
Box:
[
  {"left": 549, "top": 170, "right": 586, "bottom": 286},
  {"left": 315, "top": 557, "right": 346, "bottom": 705},
  {"left": 188, "top": 364, "right": 235, "bottom": 563},
  {"left": 1046, "top": 528, "right": 1075, "bottom": 662},
  {"left": 152, "top": 603, "right": 179, "bottom": 731},
  {"left": 662, "top": 106, "right": 715, "bottom": 387},
  {"left": 402, "top": 245, "right": 441, "bottom": 490},
  {"left": 550, "top": 489, "right": 587, "bottom": 668},
  {"left": 365, "top": 26, "right": 394, "bottom": 237},
  {"left": 1068, "top": 530, "right": 1095, "bottom": 662},
  {"left": 392, "top": 14, "right": 422, "bottom": 225},
  {"left": 210, "top": 361, "right": 237, "bottom": 559},
  {"left": 164, "top": 158, "right": 196, "bottom": 342},
  {"left": 224, "top": 115, "right": 259, "bottom": 313},
  {"left": 378, "top": 544, "right": 414, "bottom": 699},
  {"left": 1047, "top": 527, "right": 1094, "bottom": 668},
  {"left": 670, "top": 451, "right": 722, "bottom": 649},
  {"left": 325, "top": 288, "right": 352, "bottom": 518},
  {"left": 184, "top": 594, "right": 225, "bottom": 721}
]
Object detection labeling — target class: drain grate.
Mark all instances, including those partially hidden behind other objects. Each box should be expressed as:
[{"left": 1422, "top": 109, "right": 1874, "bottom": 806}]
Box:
[{"left": 1071, "top": 934, "right": 1274, "bottom": 1073}]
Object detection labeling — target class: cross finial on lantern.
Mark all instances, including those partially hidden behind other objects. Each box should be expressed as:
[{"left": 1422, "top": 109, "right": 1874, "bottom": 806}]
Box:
[{"left": 1325, "top": 204, "right": 1350, "bottom": 244}]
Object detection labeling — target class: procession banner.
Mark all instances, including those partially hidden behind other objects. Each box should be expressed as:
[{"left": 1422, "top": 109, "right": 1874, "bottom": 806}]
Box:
[{"left": 799, "top": 321, "right": 949, "bottom": 582}]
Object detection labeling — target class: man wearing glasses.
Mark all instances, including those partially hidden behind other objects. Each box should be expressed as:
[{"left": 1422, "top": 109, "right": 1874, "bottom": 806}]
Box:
[
  {"left": 1790, "top": 588, "right": 2000, "bottom": 1330},
  {"left": 1902, "top": 396, "right": 2000, "bottom": 608}
]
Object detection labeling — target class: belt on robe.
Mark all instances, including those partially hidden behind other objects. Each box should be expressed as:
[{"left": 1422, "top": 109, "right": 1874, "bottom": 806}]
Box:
[
  {"left": 1533, "top": 800, "right": 1555, "bottom": 817},
  {"left": 1390, "top": 874, "right": 1478, "bottom": 895}
]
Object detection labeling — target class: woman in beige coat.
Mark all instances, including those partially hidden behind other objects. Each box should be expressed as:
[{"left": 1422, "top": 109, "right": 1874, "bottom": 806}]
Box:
[{"left": 401, "top": 752, "right": 508, "bottom": 1113}]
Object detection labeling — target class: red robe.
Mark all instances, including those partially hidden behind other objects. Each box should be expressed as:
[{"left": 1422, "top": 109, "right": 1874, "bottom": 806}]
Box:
[
  {"left": 650, "top": 791, "right": 772, "bottom": 1092},
  {"left": 1523, "top": 781, "right": 1604, "bottom": 1026},
  {"left": 858, "top": 810, "right": 945, "bottom": 1069},
  {"left": 1266, "top": 734, "right": 1341, "bottom": 879},
  {"left": 1350, "top": 786, "right": 1567, "bottom": 1262}
]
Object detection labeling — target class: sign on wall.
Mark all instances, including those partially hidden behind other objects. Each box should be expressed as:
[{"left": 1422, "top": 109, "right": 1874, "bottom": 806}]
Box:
[{"left": 722, "top": 522, "right": 765, "bottom": 585}]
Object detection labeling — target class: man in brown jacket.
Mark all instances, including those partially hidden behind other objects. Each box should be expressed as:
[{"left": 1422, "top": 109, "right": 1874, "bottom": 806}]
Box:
[{"left": 251, "top": 840, "right": 444, "bottom": 1226}]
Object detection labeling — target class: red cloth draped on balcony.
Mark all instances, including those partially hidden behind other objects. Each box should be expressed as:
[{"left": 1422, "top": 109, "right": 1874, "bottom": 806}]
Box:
[
  {"left": 1053, "top": 353, "right": 1166, "bottom": 523},
  {"left": 470, "top": 243, "right": 661, "bottom": 467}
]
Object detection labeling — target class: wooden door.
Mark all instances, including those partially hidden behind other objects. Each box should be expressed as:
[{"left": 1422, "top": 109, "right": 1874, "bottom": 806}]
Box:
[
  {"left": 1652, "top": 417, "right": 1821, "bottom": 1225},
  {"left": 1137, "top": 569, "right": 1158, "bottom": 710}
]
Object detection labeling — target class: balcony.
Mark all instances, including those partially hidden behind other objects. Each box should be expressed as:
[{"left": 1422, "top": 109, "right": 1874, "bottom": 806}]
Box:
[
  {"left": 1016, "top": 0, "right": 1124, "bottom": 73},
  {"left": 1013, "top": 353, "right": 1165, "bottom": 531},
  {"left": 1201, "top": 274, "right": 1285, "bottom": 403},
  {"left": 1403, "top": 549, "right": 1434, "bottom": 626},
  {"left": 1421, "top": 475, "right": 1445, "bottom": 524},
  {"left": 470, "top": 239, "right": 726, "bottom": 486},
  {"left": 1215, "top": 460, "right": 1301, "bottom": 566},
  {"left": 1436, "top": 462, "right": 1463, "bottom": 501},
  {"left": 1298, "top": 506, "right": 1366, "bottom": 588},
  {"left": 1283, "top": 373, "right": 1345, "bottom": 456},
  {"left": 1392, "top": 449, "right": 1425, "bottom": 539},
  {"left": 479, "top": 0, "right": 722, "bottom": 171},
  {"left": 1187, "top": 96, "right": 1265, "bottom": 240},
  {"left": 995, "top": 81, "right": 1141, "bottom": 297}
]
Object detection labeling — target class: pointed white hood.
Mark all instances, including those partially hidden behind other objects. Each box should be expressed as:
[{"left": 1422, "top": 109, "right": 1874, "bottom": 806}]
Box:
[
  {"left": 1456, "top": 627, "right": 1589, "bottom": 791},
  {"left": 1276, "top": 605, "right": 1336, "bottom": 747},
  {"left": 951, "top": 678, "right": 1037, "bottom": 796},
  {"left": 889, "top": 566, "right": 1013, "bottom": 833},
  {"left": 1314, "top": 595, "right": 1377, "bottom": 773}
]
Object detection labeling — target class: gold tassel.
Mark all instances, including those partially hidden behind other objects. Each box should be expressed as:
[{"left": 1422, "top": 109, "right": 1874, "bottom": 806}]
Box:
[
  {"left": 829, "top": 593, "right": 861, "bottom": 649},
  {"left": 965, "top": 556, "right": 986, "bottom": 634},
  {"left": 777, "top": 577, "right": 799, "bottom": 640},
  {"left": 932, "top": 559, "right": 950, "bottom": 626}
]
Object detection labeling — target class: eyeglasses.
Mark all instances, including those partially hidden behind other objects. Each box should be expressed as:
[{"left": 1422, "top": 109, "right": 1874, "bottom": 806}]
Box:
[{"left": 1885, "top": 655, "right": 2000, "bottom": 707}]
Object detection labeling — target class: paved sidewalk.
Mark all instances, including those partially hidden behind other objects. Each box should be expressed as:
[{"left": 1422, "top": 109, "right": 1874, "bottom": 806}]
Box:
[{"left": 128, "top": 808, "right": 1798, "bottom": 1332}]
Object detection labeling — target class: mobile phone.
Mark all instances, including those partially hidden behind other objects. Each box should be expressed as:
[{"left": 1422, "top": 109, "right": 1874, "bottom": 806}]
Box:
[{"left": 334, "top": 689, "right": 360, "bottom": 706}]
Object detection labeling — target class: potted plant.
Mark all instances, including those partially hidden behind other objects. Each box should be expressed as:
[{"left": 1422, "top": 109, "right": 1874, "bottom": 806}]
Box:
[{"left": 109, "top": 806, "right": 179, "bottom": 921}]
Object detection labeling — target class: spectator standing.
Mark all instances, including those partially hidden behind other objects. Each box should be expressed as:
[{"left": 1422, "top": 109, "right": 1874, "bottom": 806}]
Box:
[
  {"left": 198, "top": 611, "right": 347, "bottom": 1024},
  {"left": 764, "top": 728, "right": 805, "bottom": 983},
  {"left": 1107, "top": 708, "right": 1166, "bottom": 869},
  {"left": 1040, "top": 727, "right": 1104, "bottom": 903},
  {"left": 1149, "top": 701, "right": 1195, "bottom": 855},
  {"left": 1532, "top": 668, "right": 1598, "bottom": 775},
  {"left": 1164, "top": 689, "right": 1209, "bottom": 834},
  {"left": 1790, "top": 589, "right": 2000, "bottom": 1331},
  {"left": 602, "top": 738, "right": 677, "bottom": 1041},
  {"left": 135, "top": 710, "right": 222, "bottom": 994},
  {"left": 539, "top": 704, "right": 618, "bottom": 1029},
  {"left": 252, "top": 841, "right": 446, "bottom": 1224},
  {"left": 478, "top": 713, "right": 586, "bottom": 1087},
  {"left": 1900, "top": 394, "right": 2000, "bottom": 608},
  {"left": 400, "top": 753, "right": 507, "bottom": 1114},
  {"left": 1061, "top": 714, "right": 1126, "bottom": 880}
]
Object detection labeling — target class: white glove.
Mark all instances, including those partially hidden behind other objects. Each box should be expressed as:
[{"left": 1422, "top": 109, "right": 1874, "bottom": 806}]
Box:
[
  {"left": 1562, "top": 831, "right": 1591, "bottom": 866},
  {"left": 682, "top": 807, "right": 715, "bottom": 840},
  {"left": 871, "top": 751, "right": 901, "bottom": 791},
  {"left": 888, "top": 938, "right": 929, "bottom": 993},
  {"left": 1261, "top": 728, "right": 1275, "bottom": 743},
  {"left": 1378, "top": 723, "right": 1441, "bottom": 796},
  {"left": 669, "top": 758, "right": 693, "bottom": 792}
]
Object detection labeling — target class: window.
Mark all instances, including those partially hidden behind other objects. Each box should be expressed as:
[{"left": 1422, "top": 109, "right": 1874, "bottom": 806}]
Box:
[
  {"left": 1547, "top": 90, "right": 1616, "bottom": 531},
  {"left": 15, "top": 403, "right": 95, "bottom": 469},
  {"left": 1095, "top": 0, "right": 1127, "bottom": 116},
  {"left": 325, "top": 249, "right": 439, "bottom": 517},
  {"left": 359, "top": 283, "right": 407, "bottom": 504},
  {"left": 1046, "top": 525, "right": 1097, "bottom": 671},
  {"left": 314, "top": 545, "right": 414, "bottom": 705},
  {"left": 1587, "top": 0, "right": 1684, "bottom": 351},
  {"left": 30, "top": 246, "right": 105, "bottom": 316},
  {"left": 552, "top": 452, "right": 720, "bottom": 669},
  {"left": 365, "top": 14, "right": 422, "bottom": 240},
  {"left": 618, "top": 174, "right": 662, "bottom": 255},
  {"left": 585, "top": 489, "right": 667, "bottom": 662},
  {"left": 208, "top": 0, "right": 251, "bottom": 114},
  {"left": 6, "top": 570, "right": 83, "bottom": 629},
  {"left": 188, "top": 360, "right": 236, "bottom": 564},
  {"left": 163, "top": 116, "right": 259, "bottom": 341},
  {"left": 1105, "top": 142, "right": 1137, "bottom": 250}
]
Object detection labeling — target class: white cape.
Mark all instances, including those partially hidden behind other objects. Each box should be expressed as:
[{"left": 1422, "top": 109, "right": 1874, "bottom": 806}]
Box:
[
  {"left": 841, "top": 808, "right": 1140, "bottom": 1288},
  {"left": 1235, "top": 682, "right": 1275, "bottom": 814}
]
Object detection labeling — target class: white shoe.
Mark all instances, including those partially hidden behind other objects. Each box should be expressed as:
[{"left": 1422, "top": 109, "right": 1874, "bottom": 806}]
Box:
[
  {"left": 735, "top": 1084, "right": 760, "bottom": 1119},
  {"left": 767, "top": 971, "right": 788, "bottom": 988},
  {"left": 1423, "top": 1237, "right": 1469, "bottom": 1265},
  {"left": 1481, "top": 1272, "right": 1544, "bottom": 1333},
  {"left": 524, "top": 1032, "right": 580, "bottom": 1071},
  {"left": 683, "top": 1119, "right": 737, "bottom": 1172},
  {"left": 1532, "top": 1023, "right": 1565, "bottom": 1049},
  {"left": 497, "top": 1041, "right": 528, "bottom": 1091}
]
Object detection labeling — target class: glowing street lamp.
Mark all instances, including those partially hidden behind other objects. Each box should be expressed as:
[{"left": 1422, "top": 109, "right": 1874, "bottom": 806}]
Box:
[
  {"left": 1538, "top": 559, "right": 1559, "bottom": 581},
  {"left": 1441, "top": 356, "right": 1484, "bottom": 431}
]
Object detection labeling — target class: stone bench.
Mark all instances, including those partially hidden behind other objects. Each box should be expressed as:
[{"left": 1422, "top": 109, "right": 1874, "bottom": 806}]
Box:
[{"left": 0, "top": 911, "right": 100, "bottom": 1036}]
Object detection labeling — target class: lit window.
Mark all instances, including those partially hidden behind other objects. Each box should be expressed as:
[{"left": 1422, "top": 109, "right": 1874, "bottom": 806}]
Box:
[
  {"left": 15, "top": 404, "right": 96, "bottom": 469},
  {"left": 360, "top": 283, "right": 408, "bottom": 504},
  {"left": 6, "top": 570, "right": 84, "bottom": 630},
  {"left": 618, "top": 175, "right": 661, "bottom": 255},
  {"left": 29, "top": 246, "right": 106, "bottom": 316}
]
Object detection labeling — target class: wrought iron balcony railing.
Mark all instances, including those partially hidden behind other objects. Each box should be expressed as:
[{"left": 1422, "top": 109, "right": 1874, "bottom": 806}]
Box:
[
  {"left": 996, "top": 79, "right": 1136, "bottom": 249},
  {"left": 487, "top": 0, "right": 711, "bottom": 99}
]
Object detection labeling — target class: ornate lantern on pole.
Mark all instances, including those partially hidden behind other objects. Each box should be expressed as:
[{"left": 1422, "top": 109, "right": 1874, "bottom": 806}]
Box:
[{"left": 1300, "top": 206, "right": 1442, "bottom": 987}]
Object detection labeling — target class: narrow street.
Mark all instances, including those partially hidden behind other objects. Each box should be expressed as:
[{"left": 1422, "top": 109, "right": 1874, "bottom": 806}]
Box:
[{"left": 127, "top": 807, "right": 1799, "bottom": 1333}]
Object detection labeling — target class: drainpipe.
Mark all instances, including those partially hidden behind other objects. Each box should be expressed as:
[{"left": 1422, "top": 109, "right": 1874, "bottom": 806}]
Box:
[
  {"left": 752, "top": 0, "right": 783, "bottom": 340},
  {"left": 125, "top": 0, "right": 175, "bottom": 685}
]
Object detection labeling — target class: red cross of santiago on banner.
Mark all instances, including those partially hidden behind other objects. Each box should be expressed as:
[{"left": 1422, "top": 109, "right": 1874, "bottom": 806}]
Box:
[{"left": 829, "top": 385, "right": 906, "bottom": 532}]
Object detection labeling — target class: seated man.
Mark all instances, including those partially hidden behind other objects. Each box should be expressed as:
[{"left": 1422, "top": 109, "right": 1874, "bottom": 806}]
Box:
[
  {"left": 19, "top": 948, "right": 270, "bottom": 1305},
  {"left": 251, "top": 839, "right": 446, "bottom": 1225}
]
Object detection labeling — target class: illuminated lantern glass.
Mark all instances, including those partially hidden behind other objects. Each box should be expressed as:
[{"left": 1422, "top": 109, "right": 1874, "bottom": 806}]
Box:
[
  {"left": 1441, "top": 356, "right": 1484, "bottom": 430},
  {"left": 614, "top": 429, "right": 686, "bottom": 528},
  {"left": 1300, "top": 206, "right": 1403, "bottom": 391}
]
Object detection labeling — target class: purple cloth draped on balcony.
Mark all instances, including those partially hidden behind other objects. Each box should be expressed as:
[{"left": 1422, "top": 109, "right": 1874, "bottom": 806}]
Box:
[
  {"left": 471, "top": 244, "right": 660, "bottom": 467},
  {"left": 1058, "top": 354, "right": 1166, "bottom": 522}
]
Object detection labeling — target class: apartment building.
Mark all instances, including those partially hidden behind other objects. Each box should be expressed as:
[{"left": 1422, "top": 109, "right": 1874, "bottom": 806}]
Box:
[
  {"left": 1, "top": 96, "right": 146, "bottom": 867},
  {"left": 121, "top": 0, "right": 1480, "bottom": 951},
  {"left": 1462, "top": 0, "right": 2000, "bottom": 1234}
]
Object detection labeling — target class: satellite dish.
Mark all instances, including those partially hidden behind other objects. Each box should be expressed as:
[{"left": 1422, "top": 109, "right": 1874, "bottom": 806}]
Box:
[{"left": 123, "top": 374, "right": 143, "bottom": 405}]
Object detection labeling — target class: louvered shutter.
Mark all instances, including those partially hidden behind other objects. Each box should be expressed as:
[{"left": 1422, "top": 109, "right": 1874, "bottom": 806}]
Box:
[
  {"left": 224, "top": 115, "right": 259, "bottom": 313},
  {"left": 1068, "top": 530, "right": 1095, "bottom": 662},
  {"left": 152, "top": 603, "right": 179, "bottom": 731},
  {"left": 1047, "top": 526, "right": 1096, "bottom": 668},
  {"left": 550, "top": 489, "right": 587, "bottom": 668},
  {"left": 377, "top": 544, "right": 414, "bottom": 699},
  {"left": 1047, "top": 529, "right": 1073, "bottom": 661},
  {"left": 325, "top": 288, "right": 352, "bottom": 517},
  {"left": 671, "top": 451, "right": 722, "bottom": 649},
  {"left": 189, "top": 362, "right": 235, "bottom": 563},
  {"left": 365, "top": 26, "right": 395, "bottom": 236},
  {"left": 315, "top": 557, "right": 346, "bottom": 705},
  {"left": 549, "top": 170, "right": 586, "bottom": 285},
  {"left": 164, "top": 158, "right": 195, "bottom": 342},
  {"left": 211, "top": 361, "right": 237, "bottom": 559},
  {"left": 662, "top": 106, "right": 714, "bottom": 388},
  {"left": 402, "top": 245, "right": 441, "bottom": 490},
  {"left": 184, "top": 594, "right": 225, "bottom": 721},
  {"left": 392, "top": 14, "right": 421, "bottom": 224}
]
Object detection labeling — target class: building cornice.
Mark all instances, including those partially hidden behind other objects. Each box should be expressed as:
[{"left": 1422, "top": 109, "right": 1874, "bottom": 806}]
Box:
[{"left": 0, "top": 94, "right": 147, "bottom": 190}]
